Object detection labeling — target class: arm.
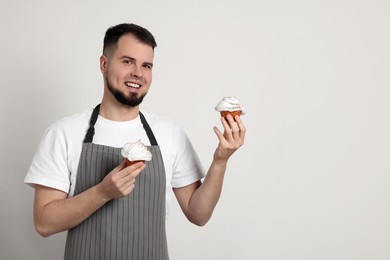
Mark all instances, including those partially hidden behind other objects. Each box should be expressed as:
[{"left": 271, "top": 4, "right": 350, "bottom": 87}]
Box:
[
  {"left": 33, "top": 161, "right": 145, "bottom": 237},
  {"left": 174, "top": 114, "right": 245, "bottom": 226}
]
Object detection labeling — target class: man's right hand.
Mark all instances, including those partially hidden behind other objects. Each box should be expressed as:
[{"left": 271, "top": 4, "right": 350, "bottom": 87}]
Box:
[{"left": 97, "top": 160, "right": 146, "bottom": 201}]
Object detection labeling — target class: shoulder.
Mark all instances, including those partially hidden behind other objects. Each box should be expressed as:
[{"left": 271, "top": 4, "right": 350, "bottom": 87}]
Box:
[
  {"left": 46, "top": 109, "right": 93, "bottom": 136},
  {"left": 39, "top": 108, "right": 93, "bottom": 148}
]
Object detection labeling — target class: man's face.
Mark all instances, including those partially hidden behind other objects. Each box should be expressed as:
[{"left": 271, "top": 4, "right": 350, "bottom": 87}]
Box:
[{"left": 101, "top": 34, "right": 154, "bottom": 107}]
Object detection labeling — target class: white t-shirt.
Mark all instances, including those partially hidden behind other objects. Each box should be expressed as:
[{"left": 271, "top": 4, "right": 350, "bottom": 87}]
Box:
[{"left": 24, "top": 108, "right": 205, "bottom": 216}]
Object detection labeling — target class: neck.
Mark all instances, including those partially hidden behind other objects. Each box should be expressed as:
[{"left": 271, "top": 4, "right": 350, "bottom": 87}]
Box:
[{"left": 100, "top": 97, "right": 140, "bottom": 121}]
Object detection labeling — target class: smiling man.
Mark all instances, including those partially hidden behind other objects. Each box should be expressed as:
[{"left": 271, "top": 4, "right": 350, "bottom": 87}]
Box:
[
  {"left": 24, "top": 23, "right": 246, "bottom": 260},
  {"left": 103, "top": 33, "right": 153, "bottom": 110}
]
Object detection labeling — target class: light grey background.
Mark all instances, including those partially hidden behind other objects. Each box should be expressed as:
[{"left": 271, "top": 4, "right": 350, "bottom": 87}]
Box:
[{"left": 1, "top": 0, "right": 389, "bottom": 259}]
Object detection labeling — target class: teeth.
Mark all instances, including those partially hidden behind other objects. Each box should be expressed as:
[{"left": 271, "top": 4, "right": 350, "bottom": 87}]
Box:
[{"left": 125, "top": 82, "right": 140, "bottom": 88}]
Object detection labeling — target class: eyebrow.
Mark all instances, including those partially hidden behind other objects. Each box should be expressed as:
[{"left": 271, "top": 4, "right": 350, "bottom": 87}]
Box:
[{"left": 120, "top": 55, "right": 153, "bottom": 67}]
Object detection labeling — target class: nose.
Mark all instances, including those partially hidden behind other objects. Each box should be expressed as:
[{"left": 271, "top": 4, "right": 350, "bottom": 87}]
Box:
[{"left": 131, "top": 65, "right": 143, "bottom": 78}]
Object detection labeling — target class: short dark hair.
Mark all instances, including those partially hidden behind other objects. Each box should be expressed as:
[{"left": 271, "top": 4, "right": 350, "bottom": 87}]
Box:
[{"left": 103, "top": 23, "right": 157, "bottom": 56}]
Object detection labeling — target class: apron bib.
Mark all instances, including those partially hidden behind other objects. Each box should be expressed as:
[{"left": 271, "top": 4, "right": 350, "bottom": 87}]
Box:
[{"left": 64, "top": 105, "right": 169, "bottom": 260}]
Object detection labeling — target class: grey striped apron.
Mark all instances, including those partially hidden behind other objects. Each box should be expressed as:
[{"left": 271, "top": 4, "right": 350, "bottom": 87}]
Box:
[{"left": 64, "top": 104, "right": 169, "bottom": 260}]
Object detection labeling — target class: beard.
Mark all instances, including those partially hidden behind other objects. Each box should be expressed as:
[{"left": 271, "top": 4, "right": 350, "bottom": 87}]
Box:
[{"left": 106, "top": 75, "right": 147, "bottom": 107}]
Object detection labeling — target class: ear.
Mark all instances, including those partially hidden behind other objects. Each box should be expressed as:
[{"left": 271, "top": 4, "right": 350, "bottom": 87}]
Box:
[{"left": 100, "top": 55, "right": 108, "bottom": 73}]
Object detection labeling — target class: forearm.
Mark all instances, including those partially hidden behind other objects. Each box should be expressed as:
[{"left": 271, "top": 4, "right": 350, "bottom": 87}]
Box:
[
  {"left": 34, "top": 184, "right": 109, "bottom": 237},
  {"left": 179, "top": 114, "right": 245, "bottom": 226},
  {"left": 186, "top": 158, "right": 227, "bottom": 226},
  {"left": 34, "top": 161, "right": 143, "bottom": 237}
]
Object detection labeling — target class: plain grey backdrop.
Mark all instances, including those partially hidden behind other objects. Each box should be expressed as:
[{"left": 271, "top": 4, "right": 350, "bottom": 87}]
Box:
[{"left": 1, "top": 0, "right": 390, "bottom": 259}]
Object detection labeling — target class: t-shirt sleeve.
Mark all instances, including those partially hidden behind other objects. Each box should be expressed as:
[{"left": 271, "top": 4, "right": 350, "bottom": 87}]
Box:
[
  {"left": 170, "top": 126, "right": 206, "bottom": 188},
  {"left": 24, "top": 126, "right": 71, "bottom": 194}
]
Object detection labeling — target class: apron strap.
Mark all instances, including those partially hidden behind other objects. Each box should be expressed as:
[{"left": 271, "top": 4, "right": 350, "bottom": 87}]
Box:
[
  {"left": 83, "top": 104, "right": 100, "bottom": 143},
  {"left": 83, "top": 104, "right": 159, "bottom": 146},
  {"left": 140, "top": 112, "right": 158, "bottom": 146}
]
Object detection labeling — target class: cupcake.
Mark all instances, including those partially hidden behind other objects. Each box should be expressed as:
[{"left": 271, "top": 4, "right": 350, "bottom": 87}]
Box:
[
  {"left": 215, "top": 97, "right": 246, "bottom": 119},
  {"left": 121, "top": 140, "right": 152, "bottom": 166}
]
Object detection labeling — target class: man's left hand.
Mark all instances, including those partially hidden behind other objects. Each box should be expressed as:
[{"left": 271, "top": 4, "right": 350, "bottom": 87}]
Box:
[{"left": 213, "top": 114, "right": 246, "bottom": 161}]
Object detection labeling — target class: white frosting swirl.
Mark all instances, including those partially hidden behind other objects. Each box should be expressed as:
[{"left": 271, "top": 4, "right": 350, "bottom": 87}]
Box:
[
  {"left": 214, "top": 97, "right": 246, "bottom": 114},
  {"left": 121, "top": 140, "right": 152, "bottom": 162}
]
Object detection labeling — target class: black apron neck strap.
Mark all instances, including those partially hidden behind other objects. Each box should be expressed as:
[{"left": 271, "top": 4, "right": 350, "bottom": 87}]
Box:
[
  {"left": 139, "top": 112, "right": 158, "bottom": 146},
  {"left": 83, "top": 104, "right": 100, "bottom": 143},
  {"left": 83, "top": 104, "right": 158, "bottom": 146}
]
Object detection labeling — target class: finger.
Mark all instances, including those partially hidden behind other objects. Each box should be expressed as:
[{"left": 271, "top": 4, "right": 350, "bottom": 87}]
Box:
[
  {"left": 229, "top": 117, "right": 240, "bottom": 139},
  {"left": 123, "top": 177, "right": 137, "bottom": 187},
  {"left": 128, "top": 162, "right": 146, "bottom": 177},
  {"left": 234, "top": 115, "right": 243, "bottom": 128},
  {"left": 224, "top": 115, "right": 241, "bottom": 142},
  {"left": 123, "top": 184, "right": 136, "bottom": 196},
  {"left": 221, "top": 115, "right": 232, "bottom": 133},
  {"left": 220, "top": 116, "right": 231, "bottom": 131},
  {"left": 226, "top": 114, "right": 236, "bottom": 126},
  {"left": 113, "top": 160, "right": 127, "bottom": 173},
  {"left": 119, "top": 168, "right": 143, "bottom": 188},
  {"left": 234, "top": 115, "right": 246, "bottom": 141},
  {"left": 119, "top": 162, "right": 145, "bottom": 177}
]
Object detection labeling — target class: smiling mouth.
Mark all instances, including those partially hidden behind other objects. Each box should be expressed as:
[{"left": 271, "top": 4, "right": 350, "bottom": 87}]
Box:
[{"left": 125, "top": 82, "right": 141, "bottom": 89}]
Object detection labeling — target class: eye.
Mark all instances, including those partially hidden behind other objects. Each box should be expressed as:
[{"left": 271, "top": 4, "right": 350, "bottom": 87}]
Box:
[
  {"left": 123, "top": 59, "right": 133, "bottom": 65},
  {"left": 143, "top": 64, "right": 153, "bottom": 69}
]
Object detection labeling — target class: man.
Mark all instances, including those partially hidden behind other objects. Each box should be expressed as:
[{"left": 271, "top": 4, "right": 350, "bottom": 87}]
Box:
[{"left": 25, "top": 23, "right": 245, "bottom": 260}]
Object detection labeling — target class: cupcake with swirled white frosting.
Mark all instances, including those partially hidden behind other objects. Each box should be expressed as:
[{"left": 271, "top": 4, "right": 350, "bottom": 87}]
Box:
[
  {"left": 215, "top": 97, "right": 246, "bottom": 119},
  {"left": 121, "top": 140, "right": 152, "bottom": 166}
]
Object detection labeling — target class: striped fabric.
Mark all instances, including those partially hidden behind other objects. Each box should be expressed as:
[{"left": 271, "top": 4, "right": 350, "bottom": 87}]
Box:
[{"left": 64, "top": 143, "right": 168, "bottom": 260}]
